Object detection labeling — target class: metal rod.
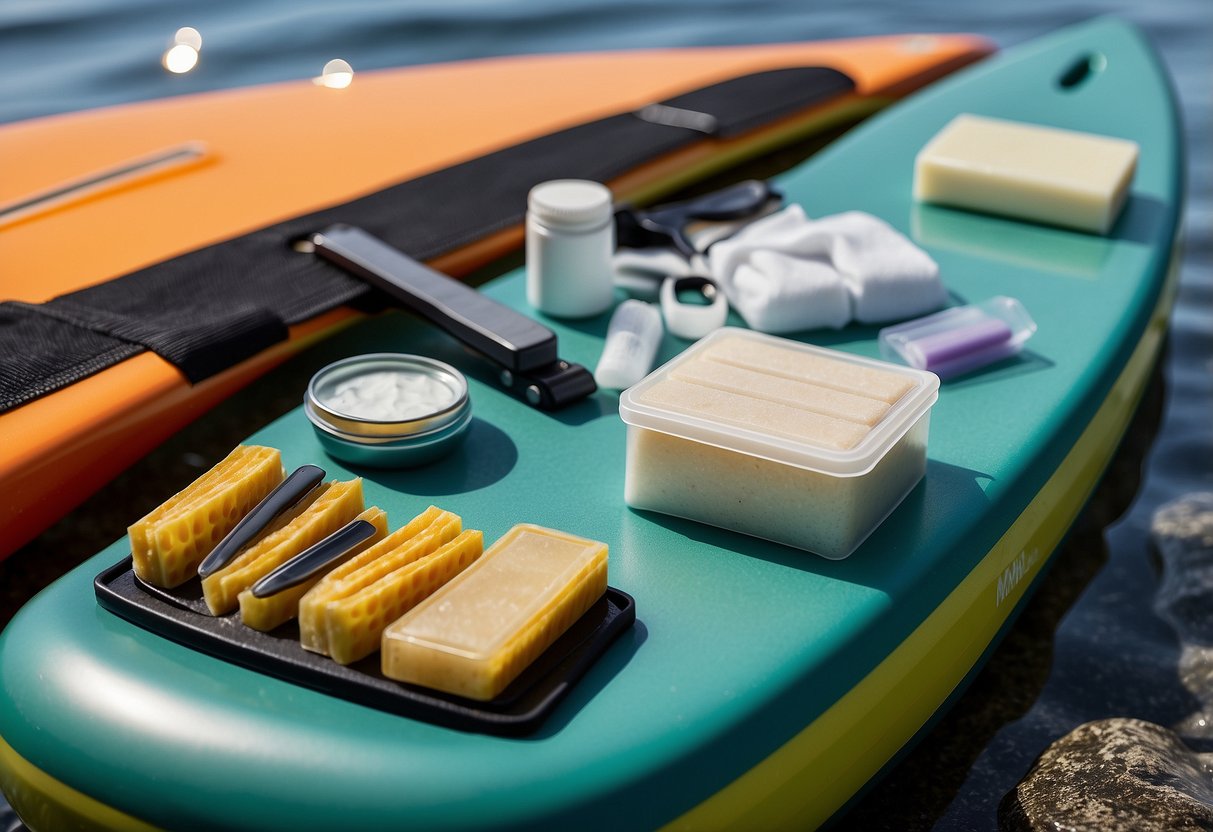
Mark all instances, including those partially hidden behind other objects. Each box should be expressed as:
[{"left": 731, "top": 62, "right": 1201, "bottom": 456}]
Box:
[{"left": 0, "top": 140, "right": 208, "bottom": 228}]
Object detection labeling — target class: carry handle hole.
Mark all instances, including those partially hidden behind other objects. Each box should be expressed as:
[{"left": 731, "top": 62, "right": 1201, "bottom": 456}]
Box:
[{"left": 1058, "top": 52, "right": 1107, "bottom": 90}]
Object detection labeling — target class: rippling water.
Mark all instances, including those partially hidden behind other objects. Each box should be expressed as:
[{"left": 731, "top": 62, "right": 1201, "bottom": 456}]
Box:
[{"left": 1, "top": 0, "right": 1210, "bottom": 829}]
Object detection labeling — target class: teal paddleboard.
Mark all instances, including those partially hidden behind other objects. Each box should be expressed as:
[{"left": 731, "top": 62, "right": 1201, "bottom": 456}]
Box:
[{"left": 0, "top": 17, "right": 1182, "bottom": 831}]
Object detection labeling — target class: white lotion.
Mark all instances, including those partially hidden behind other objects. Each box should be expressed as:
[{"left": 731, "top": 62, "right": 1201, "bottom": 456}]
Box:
[{"left": 318, "top": 370, "right": 459, "bottom": 421}]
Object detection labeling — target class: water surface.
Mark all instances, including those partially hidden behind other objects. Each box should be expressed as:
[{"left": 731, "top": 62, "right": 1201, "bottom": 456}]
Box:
[{"left": 1, "top": 1, "right": 1210, "bottom": 829}]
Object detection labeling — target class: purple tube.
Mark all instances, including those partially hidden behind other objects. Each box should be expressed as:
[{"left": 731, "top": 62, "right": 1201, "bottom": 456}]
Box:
[{"left": 907, "top": 317, "right": 1015, "bottom": 378}]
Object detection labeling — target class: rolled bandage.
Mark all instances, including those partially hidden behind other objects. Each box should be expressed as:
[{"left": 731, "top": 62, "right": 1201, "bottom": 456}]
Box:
[
  {"left": 382, "top": 524, "right": 608, "bottom": 701},
  {"left": 128, "top": 445, "right": 284, "bottom": 588},
  {"left": 709, "top": 205, "right": 944, "bottom": 331},
  {"left": 201, "top": 478, "right": 365, "bottom": 615},
  {"left": 810, "top": 211, "right": 945, "bottom": 324}
]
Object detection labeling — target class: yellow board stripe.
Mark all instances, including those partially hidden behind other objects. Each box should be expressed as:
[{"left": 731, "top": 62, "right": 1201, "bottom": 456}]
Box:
[
  {"left": 0, "top": 733, "right": 161, "bottom": 832},
  {"left": 666, "top": 250, "right": 1178, "bottom": 831}
]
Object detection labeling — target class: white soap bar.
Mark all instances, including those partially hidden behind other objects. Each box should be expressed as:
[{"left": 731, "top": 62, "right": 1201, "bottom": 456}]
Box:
[
  {"left": 914, "top": 114, "right": 1138, "bottom": 234},
  {"left": 670, "top": 357, "right": 891, "bottom": 426},
  {"left": 638, "top": 378, "right": 869, "bottom": 451},
  {"left": 701, "top": 337, "right": 913, "bottom": 403}
]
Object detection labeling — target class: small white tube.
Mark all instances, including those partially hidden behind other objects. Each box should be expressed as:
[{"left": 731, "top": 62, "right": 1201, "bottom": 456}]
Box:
[{"left": 594, "top": 300, "right": 663, "bottom": 390}]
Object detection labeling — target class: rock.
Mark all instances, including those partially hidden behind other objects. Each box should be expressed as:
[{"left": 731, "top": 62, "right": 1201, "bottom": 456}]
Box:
[
  {"left": 1152, "top": 493, "right": 1213, "bottom": 644},
  {"left": 1000, "top": 718, "right": 1213, "bottom": 832},
  {"left": 1152, "top": 493, "right": 1213, "bottom": 738}
]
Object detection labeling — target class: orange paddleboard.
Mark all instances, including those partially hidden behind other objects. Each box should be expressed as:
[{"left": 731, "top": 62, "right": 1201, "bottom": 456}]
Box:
[{"left": 0, "top": 34, "right": 991, "bottom": 557}]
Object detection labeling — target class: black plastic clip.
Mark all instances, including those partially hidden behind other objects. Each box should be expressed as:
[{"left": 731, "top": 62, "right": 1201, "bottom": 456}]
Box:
[{"left": 311, "top": 224, "right": 596, "bottom": 410}]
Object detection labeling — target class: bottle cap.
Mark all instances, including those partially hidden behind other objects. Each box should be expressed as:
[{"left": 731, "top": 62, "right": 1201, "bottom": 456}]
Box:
[{"left": 528, "top": 180, "right": 613, "bottom": 232}]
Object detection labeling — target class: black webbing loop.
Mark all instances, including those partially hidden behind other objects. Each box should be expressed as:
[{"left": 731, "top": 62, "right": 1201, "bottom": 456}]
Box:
[{"left": 0, "top": 65, "right": 854, "bottom": 412}]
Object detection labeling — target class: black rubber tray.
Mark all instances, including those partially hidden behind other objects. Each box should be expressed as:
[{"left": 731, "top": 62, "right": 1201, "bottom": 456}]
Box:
[{"left": 94, "top": 556, "right": 635, "bottom": 737}]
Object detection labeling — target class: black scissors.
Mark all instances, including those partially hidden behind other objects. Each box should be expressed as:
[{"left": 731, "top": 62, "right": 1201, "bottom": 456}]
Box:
[{"left": 614, "top": 179, "right": 782, "bottom": 258}]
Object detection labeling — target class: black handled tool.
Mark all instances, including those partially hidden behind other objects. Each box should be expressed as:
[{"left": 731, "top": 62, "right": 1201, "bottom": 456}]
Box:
[
  {"left": 198, "top": 464, "right": 326, "bottom": 579},
  {"left": 614, "top": 179, "right": 782, "bottom": 258},
  {"left": 311, "top": 224, "right": 596, "bottom": 410},
  {"left": 250, "top": 517, "right": 379, "bottom": 598}
]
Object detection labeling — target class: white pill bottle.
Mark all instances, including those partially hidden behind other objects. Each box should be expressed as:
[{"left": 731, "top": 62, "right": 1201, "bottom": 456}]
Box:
[{"left": 526, "top": 179, "right": 615, "bottom": 318}]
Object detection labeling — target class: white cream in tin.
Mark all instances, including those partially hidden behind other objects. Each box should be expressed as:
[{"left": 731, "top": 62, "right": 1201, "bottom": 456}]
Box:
[
  {"left": 305, "top": 354, "right": 472, "bottom": 468},
  {"left": 317, "top": 370, "right": 461, "bottom": 422}
]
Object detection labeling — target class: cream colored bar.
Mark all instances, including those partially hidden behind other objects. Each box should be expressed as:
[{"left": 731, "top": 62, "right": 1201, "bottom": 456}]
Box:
[
  {"left": 701, "top": 337, "right": 912, "bottom": 403},
  {"left": 637, "top": 378, "right": 868, "bottom": 450},
  {"left": 382, "top": 524, "right": 608, "bottom": 701},
  {"left": 671, "top": 357, "right": 891, "bottom": 426},
  {"left": 914, "top": 113, "right": 1138, "bottom": 234}
]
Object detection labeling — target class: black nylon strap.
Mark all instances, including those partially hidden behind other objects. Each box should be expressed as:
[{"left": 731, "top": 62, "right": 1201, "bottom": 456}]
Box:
[{"left": 0, "top": 66, "right": 853, "bottom": 412}]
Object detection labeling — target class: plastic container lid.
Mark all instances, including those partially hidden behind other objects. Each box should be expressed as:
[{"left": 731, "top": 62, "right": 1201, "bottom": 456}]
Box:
[
  {"left": 527, "top": 180, "right": 613, "bottom": 232},
  {"left": 618, "top": 328, "right": 939, "bottom": 478}
]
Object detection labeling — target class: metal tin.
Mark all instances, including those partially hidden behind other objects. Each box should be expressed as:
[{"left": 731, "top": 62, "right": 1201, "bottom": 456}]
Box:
[{"left": 305, "top": 354, "right": 472, "bottom": 468}]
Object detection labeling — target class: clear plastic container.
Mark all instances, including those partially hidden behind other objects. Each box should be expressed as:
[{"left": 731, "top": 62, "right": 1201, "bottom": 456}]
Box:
[
  {"left": 878, "top": 296, "right": 1036, "bottom": 379},
  {"left": 618, "top": 328, "right": 939, "bottom": 559}
]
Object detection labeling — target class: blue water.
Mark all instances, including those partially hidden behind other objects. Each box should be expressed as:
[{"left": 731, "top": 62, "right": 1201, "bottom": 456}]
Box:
[{"left": 2, "top": 1, "right": 1211, "bottom": 829}]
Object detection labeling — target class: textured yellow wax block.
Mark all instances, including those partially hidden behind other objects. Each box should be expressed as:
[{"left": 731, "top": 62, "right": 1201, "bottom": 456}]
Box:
[
  {"left": 914, "top": 114, "right": 1139, "bottom": 234},
  {"left": 130, "top": 445, "right": 279, "bottom": 587},
  {"left": 128, "top": 445, "right": 284, "bottom": 588},
  {"left": 671, "top": 357, "right": 891, "bottom": 426},
  {"left": 325, "top": 529, "right": 483, "bottom": 665},
  {"left": 701, "top": 337, "right": 912, "bottom": 403},
  {"left": 202, "top": 478, "right": 364, "bottom": 614},
  {"left": 237, "top": 507, "right": 388, "bottom": 632},
  {"left": 637, "top": 378, "right": 868, "bottom": 450},
  {"left": 382, "top": 525, "right": 608, "bottom": 701},
  {"left": 298, "top": 506, "right": 458, "bottom": 655}
]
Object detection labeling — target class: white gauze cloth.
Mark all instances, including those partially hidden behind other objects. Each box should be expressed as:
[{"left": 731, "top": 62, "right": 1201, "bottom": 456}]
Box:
[
  {"left": 732, "top": 250, "right": 851, "bottom": 332},
  {"left": 709, "top": 205, "right": 945, "bottom": 331}
]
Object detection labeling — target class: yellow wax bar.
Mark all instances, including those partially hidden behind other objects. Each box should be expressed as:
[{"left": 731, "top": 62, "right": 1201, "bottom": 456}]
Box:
[
  {"left": 701, "top": 336, "right": 912, "bottom": 403},
  {"left": 298, "top": 506, "right": 458, "bottom": 656},
  {"left": 325, "top": 529, "right": 483, "bottom": 665},
  {"left": 128, "top": 445, "right": 284, "bottom": 588},
  {"left": 382, "top": 524, "right": 607, "bottom": 701},
  {"left": 202, "top": 478, "right": 364, "bottom": 615},
  {"left": 671, "top": 356, "right": 891, "bottom": 426},
  {"left": 914, "top": 114, "right": 1138, "bottom": 234},
  {"left": 637, "top": 378, "right": 868, "bottom": 450},
  {"left": 237, "top": 506, "right": 388, "bottom": 632}
]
